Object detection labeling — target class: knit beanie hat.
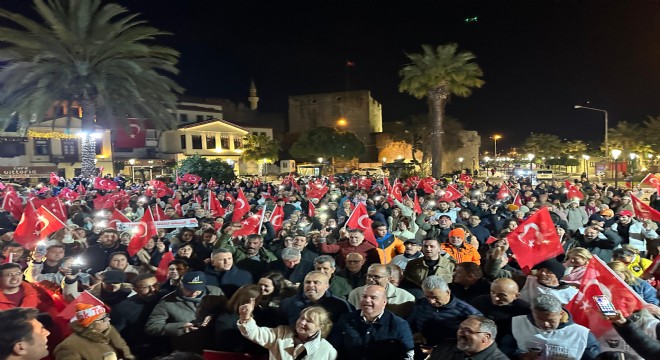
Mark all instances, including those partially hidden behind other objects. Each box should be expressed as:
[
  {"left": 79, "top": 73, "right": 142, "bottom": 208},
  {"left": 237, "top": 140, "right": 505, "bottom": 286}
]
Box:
[
  {"left": 73, "top": 303, "right": 106, "bottom": 327},
  {"left": 533, "top": 259, "right": 565, "bottom": 281},
  {"left": 448, "top": 228, "right": 466, "bottom": 239}
]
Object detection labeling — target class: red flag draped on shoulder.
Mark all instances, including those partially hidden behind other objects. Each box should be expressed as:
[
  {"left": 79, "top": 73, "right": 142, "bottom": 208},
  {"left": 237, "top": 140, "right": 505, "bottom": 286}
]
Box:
[
  {"left": 566, "top": 256, "right": 645, "bottom": 337},
  {"left": 505, "top": 207, "right": 564, "bottom": 270},
  {"left": 231, "top": 188, "right": 250, "bottom": 222},
  {"left": 630, "top": 194, "right": 660, "bottom": 222},
  {"left": 345, "top": 202, "right": 377, "bottom": 246},
  {"left": 127, "top": 207, "right": 157, "bottom": 256},
  {"left": 269, "top": 205, "right": 284, "bottom": 233}
]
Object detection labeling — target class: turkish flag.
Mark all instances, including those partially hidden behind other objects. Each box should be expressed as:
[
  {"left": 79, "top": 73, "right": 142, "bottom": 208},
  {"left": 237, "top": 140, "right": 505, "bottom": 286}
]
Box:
[
  {"left": 170, "top": 198, "right": 183, "bottom": 217},
  {"left": 209, "top": 190, "right": 225, "bottom": 217},
  {"left": 108, "top": 209, "right": 131, "bottom": 229},
  {"left": 345, "top": 202, "right": 377, "bottom": 246},
  {"left": 77, "top": 183, "right": 87, "bottom": 195},
  {"left": 208, "top": 178, "right": 217, "bottom": 189},
  {"left": 94, "top": 177, "right": 118, "bottom": 191},
  {"left": 406, "top": 176, "right": 419, "bottom": 189},
  {"left": 58, "top": 188, "right": 80, "bottom": 202},
  {"left": 505, "top": 207, "right": 564, "bottom": 270},
  {"left": 391, "top": 179, "right": 404, "bottom": 202},
  {"left": 486, "top": 236, "right": 498, "bottom": 245},
  {"left": 114, "top": 119, "right": 148, "bottom": 148},
  {"left": 308, "top": 200, "right": 316, "bottom": 218},
  {"left": 181, "top": 173, "right": 201, "bottom": 185},
  {"left": 58, "top": 291, "right": 106, "bottom": 322},
  {"left": 459, "top": 173, "right": 473, "bottom": 183},
  {"left": 32, "top": 197, "right": 67, "bottom": 223},
  {"left": 496, "top": 184, "right": 511, "bottom": 200},
  {"left": 307, "top": 184, "right": 329, "bottom": 200},
  {"left": 640, "top": 173, "right": 660, "bottom": 187},
  {"left": 564, "top": 180, "right": 584, "bottom": 200},
  {"left": 93, "top": 193, "right": 114, "bottom": 210},
  {"left": 413, "top": 193, "right": 423, "bottom": 214},
  {"left": 155, "top": 251, "right": 176, "bottom": 282},
  {"left": 439, "top": 184, "right": 463, "bottom": 202},
  {"left": 153, "top": 205, "right": 170, "bottom": 221},
  {"left": 566, "top": 256, "right": 645, "bottom": 337},
  {"left": 231, "top": 188, "right": 250, "bottom": 222},
  {"left": 357, "top": 177, "right": 372, "bottom": 191},
  {"left": 2, "top": 187, "right": 23, "bottom": 220},
  {"left": 233, "top": 208, "right": 264, "bottom": 237},
  {"left": 631, "top": 194, "right": 660, "bottom": 222},
  {"left": 418, "top": 179, "right": 435, "bottom": 194},
  {"left": 127, "top": 207, "right": 157, "bottom": 256},
  {"left": 269, "top": 205, "right": 284, "bottom": 233},
  {"left": 49, "top": 172, "right": 60, "bottom": 186},
  {"left": 512, "top": 192, "right": 523, "bottom": 207},
  {"left": 14, "top": 206, "right": 65, "bottom": 249}
]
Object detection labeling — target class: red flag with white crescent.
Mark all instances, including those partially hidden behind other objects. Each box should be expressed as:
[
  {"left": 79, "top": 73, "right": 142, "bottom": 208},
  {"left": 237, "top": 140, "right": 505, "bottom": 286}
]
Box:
[
  {"left": 308, "top": 200, "right": 316, "bottom": 218},
  {"left": 640, "top": 173, "right": 660, "bottom": 187},
  {"left": 345, "top": 202, "right": 377, "bottom": 246},
  {"left": 49, "top": 172, "right": 60, "bottom": 186},
  {"left": 108, "top": 209, "right": 131, "bottom": 229},
  {"left": 93, "top": 177, "right": 118, "bottom": 191},
  {"left": 2, "top": 186, "right": 23, "bottom": 220},
  {"left": 505, "top": 207, "right": 564, "bottom": 270},
  {"left": 170, "top": 198, "right": 183, "bottom": 217},
  {"left": 630, "top": 194, "right": 660, "bottom": 222},
  {"left": 413, "top": 193, "right": 423, "bottom": 214},
  {"left": 269, "top": 205, "right": 284, "bottom": 233},
  {"left": 209, "top": 190, "right": 225, "bottom": 217},
  {"left": 439, "top": 184, "right": 463, "bottom": 202},
  {"left": 127, "top": 207, "right": 158, "bottom": 256},
  {"left": 231, "top": 188, "right": 250, "bottom": 222}
]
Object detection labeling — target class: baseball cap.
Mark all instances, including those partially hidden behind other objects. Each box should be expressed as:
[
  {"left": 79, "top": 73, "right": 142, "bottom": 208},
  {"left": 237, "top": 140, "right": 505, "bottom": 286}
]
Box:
[
  {"left": 600, "top": 209, "right": 615, "bottom": 217},
  {"left": 619, "top": 210, "right": 634, "bottom": 217},
  {"left": 404, "top": 239, "right": 422, "bottom": 246},
  {"left": 438, "top": 214, "right": 452, "bottom": 220},
  {"left": 181, "top": 271, "right": 206, "bottom": 292}
]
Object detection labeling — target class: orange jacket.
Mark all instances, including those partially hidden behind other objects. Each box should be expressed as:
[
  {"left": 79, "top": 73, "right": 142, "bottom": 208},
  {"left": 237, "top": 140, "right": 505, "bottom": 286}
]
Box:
[
  {"left": 440, "top": 243, "right": 481, "bottom": 265},
  {"left": 0, "top": 282, "right": 42, "bottom": 310},
  {"left": 375, "top": 233, "right": 406, "bottom": 264}
]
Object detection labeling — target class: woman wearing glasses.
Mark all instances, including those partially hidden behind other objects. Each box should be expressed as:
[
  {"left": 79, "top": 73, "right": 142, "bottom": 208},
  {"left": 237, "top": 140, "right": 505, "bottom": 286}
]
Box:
[{"left": 54, "top": 303, "right": 134, "bottom": 360}]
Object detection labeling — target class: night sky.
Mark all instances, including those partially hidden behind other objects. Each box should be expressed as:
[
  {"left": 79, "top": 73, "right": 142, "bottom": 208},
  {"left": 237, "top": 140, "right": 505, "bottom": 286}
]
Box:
[{"left": 4, "top": 0, "right": 660, "bottom": 150}]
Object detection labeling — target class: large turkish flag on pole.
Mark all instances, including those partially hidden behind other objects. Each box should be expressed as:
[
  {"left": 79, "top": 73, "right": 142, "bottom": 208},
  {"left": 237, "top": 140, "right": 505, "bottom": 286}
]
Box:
[
  {"left": 114, "top": 119, "right": 147, "bottom": 148},
  {"left": 505, "top": 207, "right": 564, "bottom": 270}
]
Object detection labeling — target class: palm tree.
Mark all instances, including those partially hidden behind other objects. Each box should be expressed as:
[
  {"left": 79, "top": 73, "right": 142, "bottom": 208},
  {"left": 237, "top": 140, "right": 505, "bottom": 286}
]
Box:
[
  {"left": 0, "top": 0, "right": 183, "bottom": 176},
  {"left": 608, "top": 121, "right": 645, "bottom": 154},
  {"left": 520, "top": 133, "right": 564, "bottom": 158},
  {"left": 241, "top": 134, "right": 281, "bottom": 175},
  {"left": 399, "top": 43, "right": 484, "bottom": 178}
]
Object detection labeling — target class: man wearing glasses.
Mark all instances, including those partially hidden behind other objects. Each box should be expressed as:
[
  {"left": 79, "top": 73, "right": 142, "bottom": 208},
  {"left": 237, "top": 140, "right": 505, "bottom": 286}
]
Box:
[
  {"left": 348, "top": 264, "right": 415, "bottom": 318},
  {"left": 427, "top": 316, "right": 509, "bottom": 360},
  {"left": 0, "top": 263, "right": 43, "bottom": 311},
  {"left": 54, "top": 303, "right": 134, "bottom": 359}
]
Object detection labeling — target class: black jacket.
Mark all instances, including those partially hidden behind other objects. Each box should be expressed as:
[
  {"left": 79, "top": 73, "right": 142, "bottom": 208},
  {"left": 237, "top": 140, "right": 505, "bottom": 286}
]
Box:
[
  {"left": 203, "top": 265, "right": 253, "bottom": 298},
  {"left": 82, "top": 243, "right": 128, "bottom": 274},
  {"left": 429, "top": 340, "right": 510, "bottom": 360},
  {"left": 110, "top": 295, "right": 164, "bottom": 358},
  {"left": 279, "top": 290, "right": 353, "bottom": 326},
  {"left": 614, "top": 320, "right": 660, "bottom": 359}
]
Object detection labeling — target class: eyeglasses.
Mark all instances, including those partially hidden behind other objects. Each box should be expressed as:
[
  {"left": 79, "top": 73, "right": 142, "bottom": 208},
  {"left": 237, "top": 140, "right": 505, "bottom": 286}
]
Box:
[
  {"left": 1, "top": 272, "right": 22, "bottom": 278},
  {"left": 95, "top": 315, "right": 110, "bottom": 323},
  {"left": 457, "top": 327, "right": 489, "bottom": 336}
]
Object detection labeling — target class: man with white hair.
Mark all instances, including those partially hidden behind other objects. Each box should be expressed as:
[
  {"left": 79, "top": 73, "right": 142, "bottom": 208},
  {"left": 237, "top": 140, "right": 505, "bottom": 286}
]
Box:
[
  {"left": 348, "top": 264, "right": 415, "bottom": 318},
  {"left": 511, "top": 294, "right": 599, "bottom": 360},
  {"left": 267, "top": 247, "right": 314, "bottom": 285},
  {"left": 407, "top": 275, "right": 481, "bottom": 347},
  {"left": 428, "top": 315, "right": 509, "bottom": 360}
]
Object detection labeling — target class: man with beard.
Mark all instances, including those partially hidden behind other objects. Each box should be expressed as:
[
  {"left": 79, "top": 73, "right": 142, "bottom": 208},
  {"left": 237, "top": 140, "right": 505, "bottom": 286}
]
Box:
[
  {"left": 428, "top": 316, "right": 509, "bottom": 360},
  {"left": 279, "top": 271, "right": 352, "bottom": 326},
  {"left": 230, "top": 234, "right": 278, "bottom": 280},
  {"left": 82, "top": 228, "right": 128, "bottom": 274},
  {"left": 111, "top": 274, "right": 165, "bottom": 359}
]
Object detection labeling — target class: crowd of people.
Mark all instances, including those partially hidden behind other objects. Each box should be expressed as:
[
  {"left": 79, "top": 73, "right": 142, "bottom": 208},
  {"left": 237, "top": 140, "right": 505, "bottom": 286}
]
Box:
[{"left": 1, "top": 171, "right": 660, "bottom": 360}]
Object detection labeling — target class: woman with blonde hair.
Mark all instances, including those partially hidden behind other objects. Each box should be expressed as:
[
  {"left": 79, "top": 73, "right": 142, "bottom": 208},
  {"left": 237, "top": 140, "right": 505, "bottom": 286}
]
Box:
[
  {"left": 609, "top": 261, "right": 659, "bottom": 305},
  {"left": 561, "top": 247, "right": 592, "bottom": 286},
  {"left": 613, "top": 245, "right": 653, "bottom": 278},
  {"left": 238, "top": 300, "right": 337, "bottom": 359}
]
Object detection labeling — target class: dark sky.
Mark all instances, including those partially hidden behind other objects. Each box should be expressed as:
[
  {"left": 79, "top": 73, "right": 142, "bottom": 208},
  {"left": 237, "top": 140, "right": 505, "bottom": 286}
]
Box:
[{"left": 4, "top": 0, "right": 660, "bottom": 150}]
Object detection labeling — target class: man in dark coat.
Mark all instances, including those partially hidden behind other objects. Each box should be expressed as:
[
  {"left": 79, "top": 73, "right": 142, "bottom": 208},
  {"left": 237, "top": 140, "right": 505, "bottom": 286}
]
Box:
[
  {"left": 203, "top": 248, "right": 252, "bottom": 298},
  {"left": 82, "top": 228, "right": 128, "bottom": 274}
]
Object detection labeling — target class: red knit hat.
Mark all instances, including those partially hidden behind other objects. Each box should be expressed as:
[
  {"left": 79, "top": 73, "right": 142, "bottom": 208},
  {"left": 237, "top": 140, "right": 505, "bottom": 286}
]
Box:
[{"left": 448, "top": 228, "right": 466, "bottom": 239}]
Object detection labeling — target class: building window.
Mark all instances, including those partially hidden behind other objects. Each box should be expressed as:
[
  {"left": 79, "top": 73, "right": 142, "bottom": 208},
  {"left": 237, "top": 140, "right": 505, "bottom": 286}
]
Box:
[
  {"left": 34, "top": 139, "right": 50, "bottom": 155},
  {"left": 206, "top": 115, "right": 213, "bottom": 120},
  {"left": 180, "top": 135, "right": 186, "bottom": 149},
  {"left": 206, "top": 135, "right": 216, "bottom": 149},
  {"left": 221, "top": 136, "right": 229, "bottom": 149},
  {"left": 93, "top": 139, "right": 102, "bottom": 155},
  {"left": 61, "top": 139, "right": 78, "bottom": 155},
  {"left": 196, "top": 115, "right": 204, "bottom": 122},
  {"left": 179, "top": 113, "right": 188, "bottom": 122},
  {"left": 191, "top": 135, "right": 202, "bottom": 149},
  {"left": 260, "top": 132, "right": 267, "bottom": 137},
  {"left": 252, "top": 132, "right": 258, "bottom": 136},
  {"left": 233, "top": 137, "right": 242, "bottom": 150},
  {"left": 146, "top": 129, "right": 157, "bottom": 140}
]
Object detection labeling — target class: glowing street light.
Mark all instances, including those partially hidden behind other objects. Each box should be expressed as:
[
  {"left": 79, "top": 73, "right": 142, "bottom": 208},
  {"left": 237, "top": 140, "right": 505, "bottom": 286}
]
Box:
[
  {"left": 527, "top": 153, "right": 535, "bottom": 170},
  {"left": 336, "top": 117, "right": 348, "bottom": 127},
  {"left": 582, "top": 154, "right": 590, "bottom": 179},
  {"left": 611, "top": 149, "right": 622, "bottom": 187},
  {"left": 490, "top": 134, "right": 502, "bottom": 157}
]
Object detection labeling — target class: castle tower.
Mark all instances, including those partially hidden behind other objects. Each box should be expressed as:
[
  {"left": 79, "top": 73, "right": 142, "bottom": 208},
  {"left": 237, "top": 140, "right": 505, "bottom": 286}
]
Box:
[{"left": 248, "top": 79, "right": 259, "bottom": 110}]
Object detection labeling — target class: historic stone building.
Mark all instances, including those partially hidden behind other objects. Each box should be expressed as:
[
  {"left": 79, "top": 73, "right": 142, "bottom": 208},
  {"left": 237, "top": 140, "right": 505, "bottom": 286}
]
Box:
[{"left": 288, "top": 90, "right": 383, "bottom": 162}]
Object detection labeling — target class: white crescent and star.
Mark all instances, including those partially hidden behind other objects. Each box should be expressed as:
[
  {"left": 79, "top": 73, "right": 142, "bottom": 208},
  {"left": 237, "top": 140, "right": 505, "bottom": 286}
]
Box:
[
  {"left": 271, "top": 214, "right": 282, "bottom": 226},
  {"left": 134, "top": 221, "right": 148, "bottom": 237},
  {"left": 517, "top": 223, "right": 542, "bottom": 248},
  {"left": 357, "top": 214, "right": 369, "bottom": 228},
  {"left": 235, "top": 198, "right": 246, "bottom": 210},
  {"left": 129, "top": 124, "right": 141, "bottom": 138},
  {"left": 34, "top": 215, "right": 50, "bottom": 236}
]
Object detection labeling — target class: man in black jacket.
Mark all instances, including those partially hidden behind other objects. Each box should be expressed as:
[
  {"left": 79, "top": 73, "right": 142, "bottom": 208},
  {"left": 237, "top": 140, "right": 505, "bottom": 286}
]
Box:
[
  {"left": 428, "top": 316, "right": 509, "bottom": 360},
  {"left": 203, "top": 248, "right": 252, "bottom": 298},
  {"left": 82, "top": 228, "right": 127, "bottom": 274}
]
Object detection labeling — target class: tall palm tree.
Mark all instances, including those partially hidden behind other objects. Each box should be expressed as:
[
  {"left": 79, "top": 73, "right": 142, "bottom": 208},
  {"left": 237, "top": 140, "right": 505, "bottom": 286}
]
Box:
[
  {"left": 0, "top": 0, "right": 183, "bottom": 176},
  {"left": 520, "top": 133, "right": 564, "bottom": 158},
  {"left": 399, "top": 43, "right": 484, "bottom": 177},
  {"left": 608, "top": 121, "right": 645, "bottom": 154}
]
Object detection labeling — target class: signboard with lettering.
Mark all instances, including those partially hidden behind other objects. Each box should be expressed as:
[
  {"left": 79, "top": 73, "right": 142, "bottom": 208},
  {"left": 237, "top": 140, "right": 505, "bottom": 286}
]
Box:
[
  {"left": 0, "top": 166, "right": 58, "bottom": 179},
  {"left": 117, "top": 218, "right": 199, "bottom": 231}
]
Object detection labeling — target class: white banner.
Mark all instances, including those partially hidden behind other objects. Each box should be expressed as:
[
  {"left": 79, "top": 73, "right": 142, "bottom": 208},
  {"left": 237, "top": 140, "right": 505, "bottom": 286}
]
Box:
[{"left": 117, "top": 218, "right": 199, "bottom": 231}]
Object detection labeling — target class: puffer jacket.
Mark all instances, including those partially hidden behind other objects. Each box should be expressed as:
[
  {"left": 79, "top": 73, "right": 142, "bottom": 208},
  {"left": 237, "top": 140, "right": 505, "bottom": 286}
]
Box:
[
  {"left": 54, "top": 322, "right": 134, "bottom": 360},
  {"left": 440, "top": 242, "right": 481, "bottom": 265}
]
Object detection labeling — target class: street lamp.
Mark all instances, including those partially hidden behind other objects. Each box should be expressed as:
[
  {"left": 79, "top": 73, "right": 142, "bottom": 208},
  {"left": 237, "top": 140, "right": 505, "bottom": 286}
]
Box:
[
  {"left": 527, "top": 153, "right": 535, "bottom": 170},
  {"left": 611, "top": 149, "right": 622, "bottom": 188},
  {"left": 484, "top": 156, "right": 491, "bottom": 174},
  {"left": 491, "top": 134, "right": 502, "bottom": 157},
  {"left": 458, "top": 157, "right": 464, "bottom": 171},
  {"left": 574, "top": 105, "right": 609, "bottom": 159},
  {"left": 582, "top": 154, "right": 590, "bottom": 179},
  {"left": 629, "top": 153, "right": 637, "bottom": 187}
]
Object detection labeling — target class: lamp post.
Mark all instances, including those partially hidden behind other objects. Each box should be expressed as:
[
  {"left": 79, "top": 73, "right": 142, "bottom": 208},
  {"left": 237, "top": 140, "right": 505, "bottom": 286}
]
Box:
[
  {"left": 574, "top": 105, "right": 609, "bottom": 160},
  {"left": 527, "top": 153, "right": 535, "bottom": 170},
  {"left": 582, "top": 154, "right": 590, "bottom": 179},
  {"left": 491, "top": 134, "right": 502, "bottom": 157},
  {"left": 458, "top": 157, "right": 464, "bottom": 171},
  {"left": 611, "top": 149, "right": 622, "bottom": 188},
  {"left": 629, "top": 153, "right": 637, "bottom": 187},
  {"left": 484, "top": 156, "right": 491, "bottom": 174}
]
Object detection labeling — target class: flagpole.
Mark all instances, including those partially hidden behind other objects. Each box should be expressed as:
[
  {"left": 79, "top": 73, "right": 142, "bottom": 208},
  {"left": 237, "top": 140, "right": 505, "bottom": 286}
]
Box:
[{"left": 256, "top": 206, "right": 267, "bottom": 235}]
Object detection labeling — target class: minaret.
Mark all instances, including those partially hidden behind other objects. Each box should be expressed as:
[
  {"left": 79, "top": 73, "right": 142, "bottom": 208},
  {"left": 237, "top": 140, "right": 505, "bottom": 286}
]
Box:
[{"left": 248, "top": 79, "right": 259, "bottom": 110}]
